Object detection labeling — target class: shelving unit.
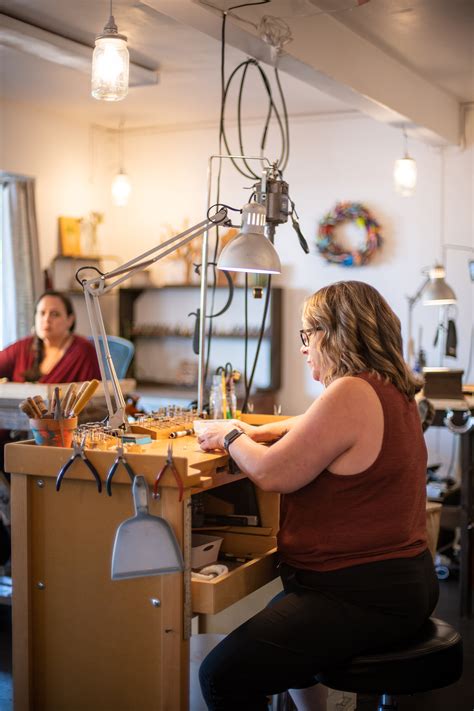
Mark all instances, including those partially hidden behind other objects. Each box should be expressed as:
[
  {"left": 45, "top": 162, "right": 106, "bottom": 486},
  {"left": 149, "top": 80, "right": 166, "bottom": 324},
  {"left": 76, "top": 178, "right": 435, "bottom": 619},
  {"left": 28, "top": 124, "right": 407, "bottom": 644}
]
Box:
[{"left": 119, "top": 285, "right": 282, "bottom": 395}]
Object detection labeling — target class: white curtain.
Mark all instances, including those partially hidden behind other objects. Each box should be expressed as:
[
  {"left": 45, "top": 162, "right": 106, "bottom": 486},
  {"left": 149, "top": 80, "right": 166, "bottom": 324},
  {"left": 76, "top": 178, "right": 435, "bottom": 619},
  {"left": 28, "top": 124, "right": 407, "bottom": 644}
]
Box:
[{"left": 1, "top": 174, "right": 42, "bottom": 348}]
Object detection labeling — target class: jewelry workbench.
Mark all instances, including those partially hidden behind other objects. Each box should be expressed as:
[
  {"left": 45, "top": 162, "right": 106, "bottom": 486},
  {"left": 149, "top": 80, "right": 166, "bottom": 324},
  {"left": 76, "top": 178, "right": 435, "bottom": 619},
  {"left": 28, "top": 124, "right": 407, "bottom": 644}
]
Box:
[{"left": 5, "top": 415, "right": 280, "bottom": 711}]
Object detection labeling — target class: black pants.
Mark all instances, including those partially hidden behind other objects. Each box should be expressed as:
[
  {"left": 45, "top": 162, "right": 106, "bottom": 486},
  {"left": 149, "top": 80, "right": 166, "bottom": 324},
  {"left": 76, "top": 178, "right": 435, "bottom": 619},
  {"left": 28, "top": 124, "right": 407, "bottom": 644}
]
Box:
[{"left": 199, "top": 550, "right": 439, "bottom": 710}]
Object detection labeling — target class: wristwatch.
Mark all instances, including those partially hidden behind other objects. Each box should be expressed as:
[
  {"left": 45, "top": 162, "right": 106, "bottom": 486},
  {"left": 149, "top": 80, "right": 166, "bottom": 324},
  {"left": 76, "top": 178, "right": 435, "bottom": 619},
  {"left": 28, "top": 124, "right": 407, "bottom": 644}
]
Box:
[{"left": 223, "top": 427, "right": 243, "bottom": 453}]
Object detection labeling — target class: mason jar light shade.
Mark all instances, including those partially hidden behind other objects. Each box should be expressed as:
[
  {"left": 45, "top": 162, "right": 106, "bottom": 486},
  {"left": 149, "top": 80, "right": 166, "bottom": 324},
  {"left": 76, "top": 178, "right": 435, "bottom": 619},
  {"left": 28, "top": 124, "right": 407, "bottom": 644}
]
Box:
[
  {"left": 217, "top": 202, "right": 281, "bottom": 274},
  {"left": 393, "top": 156, "right": 417, "bottom": 196},
  {"left": 112, "top": 172, "right": 132, "bottom": 206},
  {"left": 91, "top": 36, "right": 129, "bottom": 101}
]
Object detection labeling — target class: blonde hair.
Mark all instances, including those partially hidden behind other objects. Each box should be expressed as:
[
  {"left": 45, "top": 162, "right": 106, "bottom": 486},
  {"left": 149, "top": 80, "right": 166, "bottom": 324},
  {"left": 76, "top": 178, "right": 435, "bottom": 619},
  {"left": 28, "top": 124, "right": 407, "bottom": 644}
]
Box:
[{"left": 302, "top": 281, "right": 422, "bottom": 399}]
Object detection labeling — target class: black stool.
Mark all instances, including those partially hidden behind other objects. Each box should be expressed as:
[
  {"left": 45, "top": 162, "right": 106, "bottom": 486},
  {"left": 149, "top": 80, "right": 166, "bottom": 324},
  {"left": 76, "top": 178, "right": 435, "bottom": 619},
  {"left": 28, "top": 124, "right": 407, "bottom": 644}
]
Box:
[{"left": 317, "top": 617, "right": 462, "bottom": 711}]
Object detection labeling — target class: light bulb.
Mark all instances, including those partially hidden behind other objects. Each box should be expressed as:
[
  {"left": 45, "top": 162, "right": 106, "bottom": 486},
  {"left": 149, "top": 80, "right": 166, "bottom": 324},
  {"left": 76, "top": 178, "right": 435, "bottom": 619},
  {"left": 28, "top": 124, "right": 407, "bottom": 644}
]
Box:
[
  {"left": 393, "top": 155, "right": 417, "bottom": 197},
  {"left": 112, "top": 172, "right": 131, "bottom": 206},
  {"left": 91, "top": 16, "right": 129, "bottom": 102}
]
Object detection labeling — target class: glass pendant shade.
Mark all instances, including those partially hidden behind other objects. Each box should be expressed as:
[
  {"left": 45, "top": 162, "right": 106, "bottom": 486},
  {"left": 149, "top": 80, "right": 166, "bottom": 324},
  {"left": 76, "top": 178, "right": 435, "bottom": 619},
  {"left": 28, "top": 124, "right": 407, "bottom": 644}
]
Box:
[
  {"left": 91, "top": 17, "right": 129, "bottom": 101},
  {"left": 217, "top": 202, "right": 281, "bottom": 274},
  {"left": 111, "top": 172, "right": 132, "bottom": 206},
  {"left": 393, "top": 155, "right": 417, "bottom": 196},
  {"left": 422, "top": 264, "right": 457, "bottom": 305}
]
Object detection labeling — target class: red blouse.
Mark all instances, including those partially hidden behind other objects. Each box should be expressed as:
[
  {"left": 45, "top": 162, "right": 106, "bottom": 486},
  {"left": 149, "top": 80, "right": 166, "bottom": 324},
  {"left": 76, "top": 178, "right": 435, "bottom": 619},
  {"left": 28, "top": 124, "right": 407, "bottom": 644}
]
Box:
[{"left": 0, "top": 335, "right": 101, "bottom": 383}]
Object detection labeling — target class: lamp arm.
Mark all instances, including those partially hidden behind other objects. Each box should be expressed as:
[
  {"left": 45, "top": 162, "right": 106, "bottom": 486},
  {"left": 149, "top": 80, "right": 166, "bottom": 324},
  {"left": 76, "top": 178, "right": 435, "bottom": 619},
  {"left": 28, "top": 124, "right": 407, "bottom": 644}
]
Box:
[
  {"left": 82, "top": 209, "right": 229, "bottom": 296},
  {"left": 80, "top": 208, "right": 230, "bottom": 428},
  {"left": 84, "top": 288, "right": 126, "bottom": 428},
  {"left": 442, "top": 243, "right": 474, "bottom": 262}
]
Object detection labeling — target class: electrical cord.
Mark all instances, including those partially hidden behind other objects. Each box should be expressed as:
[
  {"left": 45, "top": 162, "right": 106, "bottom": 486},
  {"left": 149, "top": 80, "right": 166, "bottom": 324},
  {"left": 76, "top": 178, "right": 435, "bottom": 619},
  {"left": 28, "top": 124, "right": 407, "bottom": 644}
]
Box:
[
  {"left": 205, "top": 0, "right": 291, "bottom": 408},
  {"left": 220, "top": 58, "right": 289, "bottom": 178},
  {"left": 242, "top": 275, "right": 272, "bottom": 413}
]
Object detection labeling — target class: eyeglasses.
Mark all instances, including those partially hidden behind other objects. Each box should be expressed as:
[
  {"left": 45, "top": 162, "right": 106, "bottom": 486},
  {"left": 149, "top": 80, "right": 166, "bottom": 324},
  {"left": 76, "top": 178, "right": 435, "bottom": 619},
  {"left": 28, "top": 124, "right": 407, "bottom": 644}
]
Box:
[{"left": 299, "top": 328, "right": 322, "bottom": 347}]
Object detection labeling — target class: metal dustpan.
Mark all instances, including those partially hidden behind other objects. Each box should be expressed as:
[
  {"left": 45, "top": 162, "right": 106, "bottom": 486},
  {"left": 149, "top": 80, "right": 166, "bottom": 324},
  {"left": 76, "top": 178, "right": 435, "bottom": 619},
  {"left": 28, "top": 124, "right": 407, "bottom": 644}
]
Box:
[{"left": 111, "top": 475, "right": 184, "bottom": 580}]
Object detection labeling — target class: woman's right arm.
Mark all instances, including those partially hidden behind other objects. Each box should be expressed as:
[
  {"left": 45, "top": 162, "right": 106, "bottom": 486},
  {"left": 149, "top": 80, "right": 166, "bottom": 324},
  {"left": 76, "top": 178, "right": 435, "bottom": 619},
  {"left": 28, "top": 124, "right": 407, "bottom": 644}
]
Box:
[{"left": 234, "top": 415, "right": 302, "bottom": 443}]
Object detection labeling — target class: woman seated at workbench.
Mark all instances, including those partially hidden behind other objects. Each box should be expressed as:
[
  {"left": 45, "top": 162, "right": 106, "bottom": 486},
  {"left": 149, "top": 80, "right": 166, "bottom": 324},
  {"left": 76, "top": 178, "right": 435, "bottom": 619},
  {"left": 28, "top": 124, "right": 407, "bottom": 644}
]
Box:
[
  {"left": 197, "top": 280, "right": 438, "bottom": 711},
  {"left": 0, "top": 290, "right": 101, "bottom": 566},
  {"left": 0, "top": 290, "right": 100, "bottom": 384}
]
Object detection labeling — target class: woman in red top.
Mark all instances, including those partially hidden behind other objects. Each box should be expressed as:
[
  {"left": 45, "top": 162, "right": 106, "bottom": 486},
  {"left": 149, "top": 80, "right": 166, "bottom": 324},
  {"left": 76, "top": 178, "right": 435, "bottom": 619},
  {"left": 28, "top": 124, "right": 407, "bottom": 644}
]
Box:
[
  {"left": 198, "top": 281, "right": 438, "bottom": 711},
  {"left": 0, "top": 290, "right": 101, "bottom": 384},
  {"left": 0, "top": 291, "right": 101, "bottom": 565}
]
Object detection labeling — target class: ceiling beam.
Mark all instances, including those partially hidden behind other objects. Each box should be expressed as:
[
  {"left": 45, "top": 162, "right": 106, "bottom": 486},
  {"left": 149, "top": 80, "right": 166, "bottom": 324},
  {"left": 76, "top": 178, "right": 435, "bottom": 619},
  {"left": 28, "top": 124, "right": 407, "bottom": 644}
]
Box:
[
  {"left": 144, "top": 0, "right": 460, "bottom": 146},
  {"left": 0, "top": 13, "right": 159, "bottom": 88}
]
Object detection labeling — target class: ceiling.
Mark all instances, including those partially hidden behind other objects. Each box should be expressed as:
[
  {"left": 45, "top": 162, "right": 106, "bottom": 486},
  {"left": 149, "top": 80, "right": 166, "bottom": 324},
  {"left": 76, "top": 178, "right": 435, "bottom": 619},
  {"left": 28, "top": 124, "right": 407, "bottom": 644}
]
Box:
[{"left": 0, "top": 0, "right": 472, "bottom": 140}]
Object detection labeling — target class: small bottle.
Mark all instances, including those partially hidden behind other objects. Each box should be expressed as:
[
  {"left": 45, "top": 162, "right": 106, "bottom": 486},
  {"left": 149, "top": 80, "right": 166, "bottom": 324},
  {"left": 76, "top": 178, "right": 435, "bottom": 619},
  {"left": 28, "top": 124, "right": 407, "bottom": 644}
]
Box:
[
  {"left": 228, "top": 377, "right": 237, "bottom": 419},
  {"left": 209, "top": 374, "right": 223, "bottom": 419}
]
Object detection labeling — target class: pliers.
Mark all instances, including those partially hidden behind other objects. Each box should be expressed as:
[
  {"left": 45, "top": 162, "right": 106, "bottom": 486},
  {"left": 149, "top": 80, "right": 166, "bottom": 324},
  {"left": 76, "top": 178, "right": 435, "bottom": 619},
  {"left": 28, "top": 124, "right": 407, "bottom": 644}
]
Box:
[
  {"left": 56, "top": 433, "right": 102, "bottom": 493},
  {"left": 106, "top": 443, "right": 136, "bottom": 496},
  {"left": 153, "top": 443, "right": 184, "bottom": 502}
]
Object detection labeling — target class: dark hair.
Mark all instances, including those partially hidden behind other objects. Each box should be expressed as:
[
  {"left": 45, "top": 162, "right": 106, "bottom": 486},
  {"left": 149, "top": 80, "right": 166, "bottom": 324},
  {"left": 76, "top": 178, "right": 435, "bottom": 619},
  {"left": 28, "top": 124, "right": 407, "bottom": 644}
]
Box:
[{"left": 22, "top": 291, "right": 76, "bottom": 381}]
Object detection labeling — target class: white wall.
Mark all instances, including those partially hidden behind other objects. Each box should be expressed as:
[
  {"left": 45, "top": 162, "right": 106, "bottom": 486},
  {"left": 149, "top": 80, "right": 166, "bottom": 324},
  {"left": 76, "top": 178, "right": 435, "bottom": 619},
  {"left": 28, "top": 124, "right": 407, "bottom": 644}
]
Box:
[
  {"left": 1, "top": 100, "right": 110, "bottom": 269},
  {"left": 115, "top": 113, "right": 473, "bottom": 388},
  {"left": 2, "top": 101, "right": 472, "bottom": 475}
]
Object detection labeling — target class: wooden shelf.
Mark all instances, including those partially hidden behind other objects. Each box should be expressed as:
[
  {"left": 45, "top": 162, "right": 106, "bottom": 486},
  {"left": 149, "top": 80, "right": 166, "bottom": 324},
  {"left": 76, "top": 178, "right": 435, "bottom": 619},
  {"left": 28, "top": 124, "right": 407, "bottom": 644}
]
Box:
[
  {"left": 132, "top": 332, "right": 267, "bottom": 340},
  {"left": 119, "top": 285, "right": 282, "bottom": 390}
]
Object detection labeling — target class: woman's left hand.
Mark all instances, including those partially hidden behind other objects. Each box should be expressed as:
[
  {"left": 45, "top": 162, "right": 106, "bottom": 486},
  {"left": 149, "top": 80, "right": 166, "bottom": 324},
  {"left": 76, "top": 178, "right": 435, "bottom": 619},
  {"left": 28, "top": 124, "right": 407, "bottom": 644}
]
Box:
[{"left": 197, "top": 422, "right": 237, "bottom": 452}]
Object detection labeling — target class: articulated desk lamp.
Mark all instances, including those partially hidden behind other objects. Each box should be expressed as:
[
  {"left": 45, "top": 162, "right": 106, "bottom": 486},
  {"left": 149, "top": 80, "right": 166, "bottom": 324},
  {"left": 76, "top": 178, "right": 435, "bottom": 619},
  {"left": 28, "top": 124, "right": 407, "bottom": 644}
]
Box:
[
  {"left": 406, "top": 264, "right": 457, "bottom": 368},
  {"left": 79, "top": 200, "right": 281, "bottom": 430}
]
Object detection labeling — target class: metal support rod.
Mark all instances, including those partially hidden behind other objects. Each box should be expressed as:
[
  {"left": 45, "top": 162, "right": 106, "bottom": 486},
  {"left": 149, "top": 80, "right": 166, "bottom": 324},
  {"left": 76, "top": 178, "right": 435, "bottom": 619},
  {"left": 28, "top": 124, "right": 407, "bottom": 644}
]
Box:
[
  {"left": 197, "top": 154, "right": 271, "bottom": 413},
  {"left": 406, "top": 275, "right": 430, "bottom": 364}
]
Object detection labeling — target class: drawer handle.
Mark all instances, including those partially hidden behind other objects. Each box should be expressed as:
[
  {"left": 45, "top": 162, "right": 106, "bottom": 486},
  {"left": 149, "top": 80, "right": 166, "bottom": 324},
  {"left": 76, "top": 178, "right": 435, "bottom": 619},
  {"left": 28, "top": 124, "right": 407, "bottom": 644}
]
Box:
[{"left": 203, "top": 544, "right": 214, "bottom": 551}]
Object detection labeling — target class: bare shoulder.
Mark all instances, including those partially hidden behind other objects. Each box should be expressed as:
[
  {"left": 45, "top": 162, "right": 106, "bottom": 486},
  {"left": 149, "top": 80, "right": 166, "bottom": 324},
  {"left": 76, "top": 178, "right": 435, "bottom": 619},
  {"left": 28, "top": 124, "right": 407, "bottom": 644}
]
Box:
[
  {"left": 327, "top": 375, "right": 380, "bottom": 399},
  {"left": 321, "top": 375, "right": 378, "bottom": 401},
  {"left": 307, "top": 375, "right": 382, "bottom": 425}
]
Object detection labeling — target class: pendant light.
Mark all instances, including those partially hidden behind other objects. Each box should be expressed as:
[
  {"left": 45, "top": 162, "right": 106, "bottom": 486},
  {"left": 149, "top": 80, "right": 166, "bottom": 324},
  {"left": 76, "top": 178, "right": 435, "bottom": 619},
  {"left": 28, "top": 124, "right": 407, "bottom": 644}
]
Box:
[
  {"left": 393, "top": 128, "right": 417, "bottom": 197},
  {"left": 111, "top": 123, "right": 132, "bottom": 206},
  {"left": 91, "top": 0, "right": 129, "bottom": 101}
]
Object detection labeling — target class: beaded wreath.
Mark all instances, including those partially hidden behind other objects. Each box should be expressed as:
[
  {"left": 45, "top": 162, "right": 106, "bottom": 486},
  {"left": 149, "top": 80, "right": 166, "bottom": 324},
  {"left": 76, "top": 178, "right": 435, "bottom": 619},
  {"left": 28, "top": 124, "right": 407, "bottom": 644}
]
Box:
[{"left": 316, "top": 201, "right": 383, "bottom": 266}]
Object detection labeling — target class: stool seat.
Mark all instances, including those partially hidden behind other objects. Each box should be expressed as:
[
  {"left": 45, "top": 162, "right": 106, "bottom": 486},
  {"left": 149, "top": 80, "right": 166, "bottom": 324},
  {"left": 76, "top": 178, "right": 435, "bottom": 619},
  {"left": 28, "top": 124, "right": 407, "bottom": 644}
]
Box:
[{"left": 317, "top": 617, "right": 463, "bottom": 696}]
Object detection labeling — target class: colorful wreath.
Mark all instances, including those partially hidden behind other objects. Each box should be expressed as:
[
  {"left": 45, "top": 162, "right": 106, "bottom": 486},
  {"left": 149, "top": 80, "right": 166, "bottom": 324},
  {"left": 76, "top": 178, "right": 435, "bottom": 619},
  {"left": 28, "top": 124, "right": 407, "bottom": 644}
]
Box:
[{"left": 316, "top": 201, "right": 383, "bottom": 266}]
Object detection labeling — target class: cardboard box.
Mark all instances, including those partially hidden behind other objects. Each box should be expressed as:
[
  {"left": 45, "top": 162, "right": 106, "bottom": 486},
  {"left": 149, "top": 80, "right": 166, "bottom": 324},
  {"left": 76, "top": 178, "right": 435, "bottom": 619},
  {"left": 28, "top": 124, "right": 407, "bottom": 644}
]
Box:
[{"left": 191, "top": 534, "right": 223, "bottom": 569}]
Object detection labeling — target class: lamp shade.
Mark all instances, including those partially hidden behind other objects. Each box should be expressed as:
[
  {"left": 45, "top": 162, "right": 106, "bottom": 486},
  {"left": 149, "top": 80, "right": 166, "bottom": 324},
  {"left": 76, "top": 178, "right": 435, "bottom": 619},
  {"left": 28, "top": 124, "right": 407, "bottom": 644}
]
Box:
[
  {"left": 217, "top": 203, "right": 281, "bottom": 274},
  {"left": 423, "top": 264, "right": 457, "bottom": 305},
  {"left": 111, "top": 171, "right": 132, "bottom": 206},
  {"left": 393, "top": 156, "right": 417, "bottom": 197},
  {"left": 91, "top": 17, "right": 129, "bottom": 101}
]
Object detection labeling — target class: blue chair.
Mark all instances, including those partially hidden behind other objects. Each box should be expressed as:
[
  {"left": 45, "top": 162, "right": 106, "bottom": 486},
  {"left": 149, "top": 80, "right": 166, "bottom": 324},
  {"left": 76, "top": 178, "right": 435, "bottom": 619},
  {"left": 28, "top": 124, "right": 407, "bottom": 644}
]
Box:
[{"left": 89, "top": 335, "right": 135, "bottom": 379}]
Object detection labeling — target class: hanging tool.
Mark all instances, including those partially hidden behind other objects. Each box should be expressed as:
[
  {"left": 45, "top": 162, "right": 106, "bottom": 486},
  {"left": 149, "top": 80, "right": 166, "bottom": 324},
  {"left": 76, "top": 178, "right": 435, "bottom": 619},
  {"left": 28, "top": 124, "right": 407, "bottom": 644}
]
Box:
[
  {"left": 153, "top": 442, "right": 184, "bottom": 502},
  {"left": 106, "top": 442, "right": 136, "bottom": 496},
  {"left": 111, "top": 475, "right": 184, "bottom": 580},
  {"left": 56, "top": 433, "right": 102, "bottom": 493}
]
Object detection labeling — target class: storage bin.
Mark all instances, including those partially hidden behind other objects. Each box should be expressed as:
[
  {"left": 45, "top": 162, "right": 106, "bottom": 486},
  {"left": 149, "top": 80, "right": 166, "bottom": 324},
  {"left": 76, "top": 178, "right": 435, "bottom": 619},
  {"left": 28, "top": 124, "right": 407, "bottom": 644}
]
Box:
[{"left": 191, "top": 534, "right": 223, "bottom": 569}]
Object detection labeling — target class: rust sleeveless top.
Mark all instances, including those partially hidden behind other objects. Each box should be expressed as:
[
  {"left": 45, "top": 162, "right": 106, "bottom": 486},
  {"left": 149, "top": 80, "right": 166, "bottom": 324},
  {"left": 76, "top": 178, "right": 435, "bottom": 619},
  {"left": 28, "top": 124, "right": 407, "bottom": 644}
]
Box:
[{"left": 277, "top": 372, "right": 428, "bottom": 571}]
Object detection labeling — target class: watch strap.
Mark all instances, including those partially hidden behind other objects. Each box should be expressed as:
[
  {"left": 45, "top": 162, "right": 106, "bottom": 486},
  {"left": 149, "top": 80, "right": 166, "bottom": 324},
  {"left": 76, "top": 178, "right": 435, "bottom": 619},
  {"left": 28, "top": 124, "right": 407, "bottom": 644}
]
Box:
[{"left": 223, "top": 428, "right": 243, "bottom": 452}]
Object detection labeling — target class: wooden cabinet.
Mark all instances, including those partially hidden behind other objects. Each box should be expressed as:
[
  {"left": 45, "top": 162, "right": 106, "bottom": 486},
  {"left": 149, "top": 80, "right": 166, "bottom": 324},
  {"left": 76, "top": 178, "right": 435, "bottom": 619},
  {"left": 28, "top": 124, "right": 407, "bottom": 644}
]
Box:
[
  {"left": 118, "top": 285, "right": 282, "bottom": 395},
  {"left": 6, "top": 418, "right": 281, "bottom": 710}
]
